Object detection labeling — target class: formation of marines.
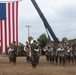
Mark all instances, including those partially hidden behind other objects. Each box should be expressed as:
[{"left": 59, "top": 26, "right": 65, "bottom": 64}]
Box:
[
  {"left": 44, "top": 39, "right": 76, "bottom": 66},
  {"left": 7, "top": 37, "right": 76, "bottom": 67}
]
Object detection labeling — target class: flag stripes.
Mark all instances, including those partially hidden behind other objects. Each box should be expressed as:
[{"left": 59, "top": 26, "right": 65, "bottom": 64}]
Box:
[
  {"left": 0, "top": 21, "right": 2, "bottom": 52},
  {"left": 0, "top": 1, "right": 19, "bottom": 53},
  {"left": 2, "top": 20, "right": 6, "bottom": 53},
  {"left": 16, "top": 1, "right": 18, "bottom": 44}
]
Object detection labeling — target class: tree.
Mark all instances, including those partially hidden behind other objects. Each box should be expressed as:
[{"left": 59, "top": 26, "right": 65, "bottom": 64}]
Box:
[
  {"left": 18, "top": 42, "right": 25, "bottom": 56},
  {"left": 37, "top": 33, "right": 51, "bottom": 49}
]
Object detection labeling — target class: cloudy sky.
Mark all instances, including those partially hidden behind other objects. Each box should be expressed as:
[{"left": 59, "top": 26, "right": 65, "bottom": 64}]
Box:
[{"left": 18, "top": 0, "right": 76, "bottom": 44}]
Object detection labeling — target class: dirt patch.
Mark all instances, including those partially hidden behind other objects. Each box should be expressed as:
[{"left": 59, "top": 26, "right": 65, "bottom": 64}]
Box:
[{"left": 0, "top": 56, "right": 76, "bottom": 75}]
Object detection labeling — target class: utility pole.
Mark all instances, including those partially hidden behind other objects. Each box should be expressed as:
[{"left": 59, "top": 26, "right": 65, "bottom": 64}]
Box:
[{"left": 25, "top": 25, "right": 32, "bottom": 41}]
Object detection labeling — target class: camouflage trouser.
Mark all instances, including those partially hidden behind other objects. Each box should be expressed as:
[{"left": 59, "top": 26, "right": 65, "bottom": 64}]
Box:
[
  {"left": 31, "top": 52, "right": 39, "bottom": 68},
  {"left": 26, "top": 52, "right": 32, "bottom": 62},
  {"left": 46, "top": 52, "right": 54, "bottom": 62},
  {"left": 9, "top": 53, "right": 13, "bottom": 62},
  {"left": 8, "top": 52, "right": 17, "bottom": 64}
]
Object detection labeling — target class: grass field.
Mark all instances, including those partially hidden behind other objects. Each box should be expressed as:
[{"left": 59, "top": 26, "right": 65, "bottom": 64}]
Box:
[{"left": 0, "top": 56, "right": 76, "bottom": 75}]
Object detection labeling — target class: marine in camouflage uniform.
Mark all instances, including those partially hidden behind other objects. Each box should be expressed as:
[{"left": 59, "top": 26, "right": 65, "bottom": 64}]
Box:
[
  {"left": 24, "top": 42, "right": 31, "bottom": 62},
  {"left": 31, "top": 40, "right": 40, "bottom": 68},
  {"left": 8, "top": 41, "right": 18, "bottom": 65}
]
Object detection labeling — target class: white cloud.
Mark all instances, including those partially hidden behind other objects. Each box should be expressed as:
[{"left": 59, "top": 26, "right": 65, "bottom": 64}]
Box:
[{"left": 18, "top": 0, "right": 76, "bottom": 44}]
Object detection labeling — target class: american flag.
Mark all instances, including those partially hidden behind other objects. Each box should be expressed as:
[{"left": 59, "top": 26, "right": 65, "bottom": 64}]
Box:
[{"left": 0, "top": 0, "right": 21, "bottom": 53}]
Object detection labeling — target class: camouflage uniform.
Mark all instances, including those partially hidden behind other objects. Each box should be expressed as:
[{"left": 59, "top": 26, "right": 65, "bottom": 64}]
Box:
[
  {"left": 31, "top": 40, "right": 39, "bottom": 68},
  {"left": 8, "top": 41, "right": 18, "bottom": 64}
]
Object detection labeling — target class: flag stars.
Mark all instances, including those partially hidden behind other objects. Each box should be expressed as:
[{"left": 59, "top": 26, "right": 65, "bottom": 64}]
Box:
[{"left": 0, "top": 3, "right": 6, "bottom": 20}]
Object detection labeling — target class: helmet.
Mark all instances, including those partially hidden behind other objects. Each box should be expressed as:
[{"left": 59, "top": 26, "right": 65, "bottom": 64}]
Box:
[
  {"left": 33, "top": 40, "right": 36, "bottom": 43},
  {"left": 13, "top": 41, "right": 16, "bottom": 43}
]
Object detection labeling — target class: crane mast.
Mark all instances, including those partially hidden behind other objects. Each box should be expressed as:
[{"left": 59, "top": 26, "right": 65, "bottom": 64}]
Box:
[{"left": 31, "top": 0, "right": 59, "bottom": 43}]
